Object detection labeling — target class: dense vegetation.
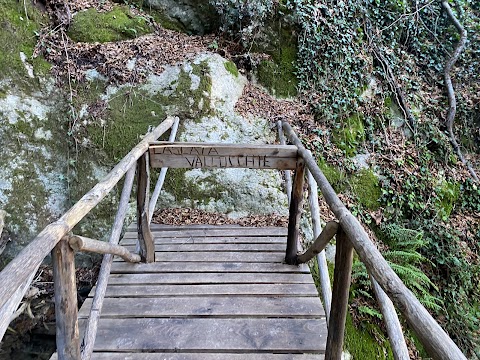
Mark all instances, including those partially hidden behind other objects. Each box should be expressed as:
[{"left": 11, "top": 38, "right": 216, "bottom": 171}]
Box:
[{"left": 212, "top": 0, "right": 480, "bottom": 357}]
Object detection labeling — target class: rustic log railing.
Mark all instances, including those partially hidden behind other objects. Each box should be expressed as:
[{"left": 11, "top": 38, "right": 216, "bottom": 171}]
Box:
[
  {"left": 0, "top": 116, "right": 177, "bottom": 359},
  {"left": 0, "top": 115, "right": 468, "bottom": 360},
  {"left": 279, "top": 120, "right": 466, "bottom": 360}
]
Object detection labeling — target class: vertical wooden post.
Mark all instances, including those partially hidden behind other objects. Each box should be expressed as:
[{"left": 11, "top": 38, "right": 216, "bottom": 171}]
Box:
[
  {"left": 137, "top": 151, "right": 155, "bottom": 263},
  {"left": 285, "top": 158, "right": 305, "bottom": 265},
  {"left": 325, "top": 227, "right": 354, "bottom": 360},
  {"left": 370, "top": 275, "right": 410, "bottom": 360},
  {"left": 52, "top": 236, "right": 80, "bottom": 360}
]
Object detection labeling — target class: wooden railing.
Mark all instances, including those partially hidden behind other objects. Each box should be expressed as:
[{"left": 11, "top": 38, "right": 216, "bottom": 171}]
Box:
[
  {"left": 0, "top": 116, "right": 178, "bottom": 359},
  {"left": 0, "top": 115, "right": 468, "bottom": 360},
  {"left": 278, "top": 120, "right": 466, "bottom": 360}
]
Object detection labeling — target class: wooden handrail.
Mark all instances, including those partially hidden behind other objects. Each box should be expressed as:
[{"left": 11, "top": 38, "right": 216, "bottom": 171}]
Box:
[
  {"left": 81, "top": 165, "right": 136, "bottom": 360},
  {"left": 282, "top": 121, "right": 466, "bottom": 360},
  {"left": 0, "top": 117, "right": 175, "bottom": 316},
  {"left": 68, "top": 235, "right": 141, "bottom": 263},
  {"left": 148, "top": 117, "right": 180, "bottom": 223}
]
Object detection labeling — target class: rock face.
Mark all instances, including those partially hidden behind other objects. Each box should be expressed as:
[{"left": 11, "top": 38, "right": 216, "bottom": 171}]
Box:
[
  {"left": 0, "top": 51, "right": 288, "bottom": 267},
  {"left": 145, "top": 0, "right": 219, "bottom": 34}
]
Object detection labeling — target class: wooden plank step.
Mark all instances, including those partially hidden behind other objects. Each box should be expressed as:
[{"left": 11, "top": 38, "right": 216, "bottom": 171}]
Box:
[
  {"left": 93, "top": 283, "right": 320, "bottom": 298},
  {"left": 78, "top": 296, "right": 325, "bottom": 318},
  {"left": 113, "top": 252, "right": 286, "bottom": 263},
  {"left": 110, "top": 262, "right": 309, "bottom": 274},
  {"left": 62, "top": 353, "right": 323, "bottom": 359},
  {"left": 120, "top": 236, "right": 287, "bottom": 244},
  {"left": 121, "top": 243, "right": 286, "bottom": 252},
  {"left": 141, "top": 224, "right": 287, "bottom": 231},
  {"left": 107, "top": 273, "right": 313, "bottom": 285},
  {"left": 123, "top": 228, "right": 288, "bottom": 238},
  {"left": 86, "top": 318, "right": 327, "bottom": 352}
]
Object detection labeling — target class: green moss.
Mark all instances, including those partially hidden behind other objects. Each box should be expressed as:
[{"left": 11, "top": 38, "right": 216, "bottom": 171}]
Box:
[
  {"left": 435, "top": 180, "right": 460, "bottom": 220},
  {"left": 0, "top": 0, "right": 50, "bottom": 82},
  {"left": 255, "top": 24, "right": 298, "bottom": 98},
  {"left": 89, "top": 88, "right": 166, "bottom": 160},
  {"left": 163, "top": 60, "right": 213, "bottom": 118},
  {"left": 318, "top": 159, "right": 347, "bottom": 193},
  {"left": 351, "top": 169, "right": 381, "bottom": 210},
  {"left": 224, "top": 60, "right": 239, "bottom": 78},
  {"left": 345, "top": 312, "right": 394, "bottom": 359},
  {"left": 68, "top": 6, "right": 152, "bottom": 43},
  {"left": 149, "top": 10, "right": 188, "bottom": 33},
  {"left": 332, "top": 113, "right": 365, "bottom": 157}
]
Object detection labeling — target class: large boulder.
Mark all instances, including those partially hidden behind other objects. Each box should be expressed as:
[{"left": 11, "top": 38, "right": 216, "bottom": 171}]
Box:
[{"left": 144, "top": 0, "right": 219, "bottom": 34}]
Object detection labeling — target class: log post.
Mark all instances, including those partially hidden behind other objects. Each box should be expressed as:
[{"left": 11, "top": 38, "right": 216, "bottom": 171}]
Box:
[
  {"left": 137, "top": 151, "right": 154, "bottom": 263},
  {"left": 52, "top": 236, "right": 80, "bottom": 360},
  {"left": 370, "top": 275, "right": 409, "bottom": 360},
  {"left": 285, "top": 158, "right": 305, "bottom": 265},
  {"left": 325, "top": 227, "right": 354, "bottom": 360}
]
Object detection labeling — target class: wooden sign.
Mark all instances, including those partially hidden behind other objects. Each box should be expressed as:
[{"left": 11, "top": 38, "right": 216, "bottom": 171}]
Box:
[{"left": 149, "top": 142, "right": 298, "bottom": 170}]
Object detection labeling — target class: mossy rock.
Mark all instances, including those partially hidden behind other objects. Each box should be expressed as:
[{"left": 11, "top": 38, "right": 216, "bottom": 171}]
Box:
[
  {"left": 88, "top": 88, "right": 166, "bottom": 160},
  {"left": 345, "top": 312, "right": 394, "bottom": 359},
  {"left": 224, "top": 60, "right": 239, "bottom": 78},
  {"left": 332, "top": 113, "right": 365, "bottom": 157},
  {"left": 253, "top": 15, "right": 298, "bottom": 98},
  {"left": 0, "top": 0, "right": 51, "bottom": 82},
  {"left": 351, "top": 169, "right": 381, "bottom": 210},
  {"left": 68, "top": 6, "right": 153, "bottom": 43},
  {"left": 318, "top": 159, "right": 347, "bottom": 193}
]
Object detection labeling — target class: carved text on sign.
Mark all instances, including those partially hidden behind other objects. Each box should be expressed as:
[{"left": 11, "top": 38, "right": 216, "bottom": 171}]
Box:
[
  {"left": 156, "top": 146, "right": 220, "bottom": 156},
  {"left": 184, "top": 155, "right": 270, "bottom": 168}
]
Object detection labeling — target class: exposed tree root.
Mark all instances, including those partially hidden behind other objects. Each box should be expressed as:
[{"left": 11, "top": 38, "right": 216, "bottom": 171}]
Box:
[{"left": 441, "top": 1, "right": 479, "bottom": 182}]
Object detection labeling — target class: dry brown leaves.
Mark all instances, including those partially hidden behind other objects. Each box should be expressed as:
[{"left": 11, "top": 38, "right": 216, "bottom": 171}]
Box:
[
  {"left": 38, "top": 29, "right": 213, "bottom": 85},
  {"left": 235, "top": 83, "right": 317, "bottom": 132},
  {"left": 152, "top": 208, "right": 288, "bottom": 227},
  {"left": 36, "top": 0, "right": 215, "bottom": 86}
]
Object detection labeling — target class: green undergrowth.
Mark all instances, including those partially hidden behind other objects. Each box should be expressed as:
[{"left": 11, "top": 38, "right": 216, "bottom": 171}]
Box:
[
  {"left": 255, "top": 22, "right": 298, "bottom": 97},
  {"left": 350, "top": 169, "right": 381, "bottom": 210},
  {"left": 68, "top": 6, "right": 153, "bottom": 43},
  {"left": 332, "top": 113, "right": 365, "bottom": 157},
  {"left": 0, "top": 0, "right": 51, "bottom": 82}
]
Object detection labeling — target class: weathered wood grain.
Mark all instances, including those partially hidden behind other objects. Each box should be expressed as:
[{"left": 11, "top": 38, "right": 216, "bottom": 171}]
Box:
[
  {"left": 85, "top": 318, "right": 327, "bottom": 352},
  {"left": 307, "top": 169, "right": 332, "bottom": 323},
  {"left": 371, "top": 276, "right": 409, "bottom": 360},
  {"left": 148, "top": 117, "right": 180, "bottom": 223},
  {"left": 286, "top": 159, "right": 305, "bottom": 264},
  {"left": 78, "top": 296, "right": 324, "bottom": 318},
  {"left": 110, "top": 261, "right": 309, "bottom": 274},
  {"left": 81, "top": 165, "right": 136, "bottom": 360},
  {"left": 283, "top": 121, "right": 467, "bottom": 360},
  {"left": 136, "top": 152, "right": 154, "bottom": 263},
  {"left": 52, "top": 237, "right": 80, "bottom": 360},
  {"left": 69, "top": 235, "right": 140, "bottom": 263},
  {"left": 120, "top": 236, "right": 287, "bottom": 244},
  {"left": 92, "top": 283, "right": 319, "bottom": 297},
  {"left": 114, "top": 251, "right": 286, "bottom": 263},
  {"left": 325, "top": 228, "right": 353, "bottom": 360},
  {"left": 0, "top": 117, "right": 176, "bottom": 311},
  {"left": 149, "top": 143, "right": 298, "bottom": 170},
  {"left": 53, "top": 352, "right": 325, "bottom": 359},
  {"left": 124, "top": 227, "right": 288, "bottom": 237},
  {"left": 277, "top": 120, "right": 293, "bottom": 204},
  {"left": 122, "top": 243, "right": 286, "bottom": 252},
  {"left": 297, "top": 221, "right": 338, "bottom": 264},
  {"left": 107, "top": 272, "right": 314, "bottom": 285}
]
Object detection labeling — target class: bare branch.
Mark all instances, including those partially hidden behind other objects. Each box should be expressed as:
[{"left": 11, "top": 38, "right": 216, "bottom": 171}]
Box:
[{"left": 441, "top": 1, "right": 479, "bottom": 182}]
